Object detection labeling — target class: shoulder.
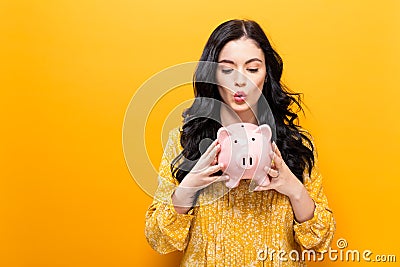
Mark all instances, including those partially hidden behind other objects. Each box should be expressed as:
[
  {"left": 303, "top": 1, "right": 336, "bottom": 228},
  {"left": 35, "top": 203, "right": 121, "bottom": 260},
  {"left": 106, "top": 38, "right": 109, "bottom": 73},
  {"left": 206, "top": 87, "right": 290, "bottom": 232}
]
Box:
[
  {"left": 168, "top": 126, "right": 182, "bottom": 141},
  {"left": 167, "top": 126, "right": 182, "bottom": 147},
  {"left": 165, "top": 126, "right": 183, "bottom": 154}
]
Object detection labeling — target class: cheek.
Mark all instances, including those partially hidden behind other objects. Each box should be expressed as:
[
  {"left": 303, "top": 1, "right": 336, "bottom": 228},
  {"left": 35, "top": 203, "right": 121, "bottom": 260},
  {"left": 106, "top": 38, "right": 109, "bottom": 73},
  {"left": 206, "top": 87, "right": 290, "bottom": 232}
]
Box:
[
  {"left": 218, "top": 86, "right": 229, "bottom": 100},
  {"left": 251, "top": 75, "right": 266, "bottom": 90},
  {"left": 248, "top": 75, "right": 265, "bottom": 102},
  {"left": 251, "top": 89, "right": 263, "bottom": 103},
  {"left": 216, "top": 73, "right": 231, "bottom": 89}
]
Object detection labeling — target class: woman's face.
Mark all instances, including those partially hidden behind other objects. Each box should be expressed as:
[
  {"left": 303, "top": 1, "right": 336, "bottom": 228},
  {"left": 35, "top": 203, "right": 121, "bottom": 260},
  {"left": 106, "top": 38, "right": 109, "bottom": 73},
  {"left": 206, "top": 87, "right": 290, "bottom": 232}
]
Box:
[{"left": 216, "top": 37, "right": 267, "bottom": 115}]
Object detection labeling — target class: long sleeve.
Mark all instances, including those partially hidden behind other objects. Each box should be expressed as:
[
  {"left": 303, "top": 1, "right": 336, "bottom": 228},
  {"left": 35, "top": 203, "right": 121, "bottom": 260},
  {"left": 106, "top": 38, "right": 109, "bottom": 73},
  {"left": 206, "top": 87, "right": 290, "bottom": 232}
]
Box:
[
  {"left": 293, "top": 139, "right": 336, "bottom": 252},
  {"left": 144, "top": 127, "right": 195, "bottom": 254}
]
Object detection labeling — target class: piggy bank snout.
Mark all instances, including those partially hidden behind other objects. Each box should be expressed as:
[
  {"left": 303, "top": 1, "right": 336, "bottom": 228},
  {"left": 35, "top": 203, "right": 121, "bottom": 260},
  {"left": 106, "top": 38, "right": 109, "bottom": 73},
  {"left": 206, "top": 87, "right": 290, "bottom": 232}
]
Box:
[{"left": 236, "top": 153, "right": 258, "bottom": 170}]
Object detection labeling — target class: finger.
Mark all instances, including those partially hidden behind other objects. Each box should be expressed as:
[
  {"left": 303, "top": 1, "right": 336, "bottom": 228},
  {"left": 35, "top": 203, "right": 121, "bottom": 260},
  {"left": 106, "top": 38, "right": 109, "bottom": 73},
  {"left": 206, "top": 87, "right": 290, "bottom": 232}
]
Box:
[
  {"left": 210, "top": 152, "right": 218, "bottom": 165},
  {"left": 273, "top": 152, "right": 283, "bottom": 169},
  {"left": 272, "top": 142, "right": 282, "bottom": 158},
  {"left": 207, "top": 142, "right": 221, "bottom": 160},
  {"left": 253, "top": 185, "right": 269, "bottom": 191},
  {"left": 203, "top": 139, "right": 219, "bottom": 157},
  {"left": 255, "top": 181, "right": 276, "bottom": 191},
  {"left": 268, "top": 168, "right": 280, "bottom": 178},
  {"left": 210, "top": 142, "right": 221, "bottom": 157},
  {"left": 270, "top": 151, "right": 284, "bottom": 169},
  {"left": 253, "top": 186, "right": 262, "bottom": 191},
  {"left": 203, "top": 175, "right": 229, "bottom": 188},
  {"left": 204, "top": 163, "right": 223, "bottom": 175},
  {"left": 253, "top": 178, "right": 271, "bottom": 191},
  {"left": 200, "top": 143, "right": 220, "bottom": 165},
  {"left": 192, "top": 143, "right": 220, "bottom": 173},
  {"left": 269, "top": 151, "right": 276, "bottom": 168},
  {"left": 211, "top": 175, "right": 230, "bottom": 183}
]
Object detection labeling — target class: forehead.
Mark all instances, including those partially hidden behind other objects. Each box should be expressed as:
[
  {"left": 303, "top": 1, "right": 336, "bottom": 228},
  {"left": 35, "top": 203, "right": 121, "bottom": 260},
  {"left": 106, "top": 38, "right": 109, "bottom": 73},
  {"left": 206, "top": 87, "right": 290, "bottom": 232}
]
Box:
[{"left": 218, "top": 37, "right": 264, "bottom": 62}]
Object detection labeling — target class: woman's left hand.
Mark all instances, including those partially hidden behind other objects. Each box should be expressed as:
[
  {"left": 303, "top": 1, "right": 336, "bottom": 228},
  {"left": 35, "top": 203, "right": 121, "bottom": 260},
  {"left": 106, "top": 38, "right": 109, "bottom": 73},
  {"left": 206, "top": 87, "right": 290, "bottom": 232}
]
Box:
[{"left": 254, "top": 142, "right": 303, "bottom": 198}]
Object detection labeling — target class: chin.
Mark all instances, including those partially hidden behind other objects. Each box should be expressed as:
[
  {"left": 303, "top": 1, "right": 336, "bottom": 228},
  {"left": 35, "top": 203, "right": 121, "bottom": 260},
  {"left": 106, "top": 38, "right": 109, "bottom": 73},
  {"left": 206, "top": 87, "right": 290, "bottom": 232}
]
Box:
[{"left": 229, "top": 102, "right": 255, "bottom": 113}]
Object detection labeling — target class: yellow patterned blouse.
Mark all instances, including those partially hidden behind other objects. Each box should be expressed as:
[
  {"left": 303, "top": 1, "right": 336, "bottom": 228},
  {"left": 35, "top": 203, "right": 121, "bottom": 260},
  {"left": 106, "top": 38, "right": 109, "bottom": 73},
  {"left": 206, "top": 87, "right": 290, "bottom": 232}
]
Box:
[{"left": 145, "top": 127, "right": 335, "bottom": 266}]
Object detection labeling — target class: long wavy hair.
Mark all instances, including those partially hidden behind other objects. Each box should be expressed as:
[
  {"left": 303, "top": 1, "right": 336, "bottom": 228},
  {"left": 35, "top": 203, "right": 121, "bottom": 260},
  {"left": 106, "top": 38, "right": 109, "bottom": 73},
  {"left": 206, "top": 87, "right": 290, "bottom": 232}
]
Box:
[{"left": 171, "top": 19, "right": 314, "bottom": 184}]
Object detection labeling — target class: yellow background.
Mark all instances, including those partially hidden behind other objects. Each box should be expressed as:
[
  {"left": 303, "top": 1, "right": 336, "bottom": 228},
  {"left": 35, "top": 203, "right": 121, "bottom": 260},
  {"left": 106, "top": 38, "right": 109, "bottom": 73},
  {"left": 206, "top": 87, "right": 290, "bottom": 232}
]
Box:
[{"left": 1, "top": 0, "right": 399, "bottom": 266}]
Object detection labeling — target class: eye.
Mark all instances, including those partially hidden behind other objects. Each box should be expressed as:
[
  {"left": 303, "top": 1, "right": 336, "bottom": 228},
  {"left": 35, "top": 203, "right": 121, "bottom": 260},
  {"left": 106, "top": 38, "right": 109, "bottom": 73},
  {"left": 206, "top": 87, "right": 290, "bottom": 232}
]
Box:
[
  {"left": 247, "top": 68, "right": 259, "bottom": 73},
  {"left": 234, "top": 140, "right": 238, "bottom": 143},
  {"left": 221, "top": 69, "right": 233, "bottom": 74},
  {"left": 251, "top": 138, "right": 255, "bottom": 141}
]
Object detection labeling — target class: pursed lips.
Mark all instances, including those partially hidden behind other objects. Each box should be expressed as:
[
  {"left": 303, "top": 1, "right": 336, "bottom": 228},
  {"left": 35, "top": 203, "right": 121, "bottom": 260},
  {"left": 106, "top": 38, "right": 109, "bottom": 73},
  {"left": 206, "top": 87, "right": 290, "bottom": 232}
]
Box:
[{"left": 233, "top": 91, "right": 247, "bottom": 103}]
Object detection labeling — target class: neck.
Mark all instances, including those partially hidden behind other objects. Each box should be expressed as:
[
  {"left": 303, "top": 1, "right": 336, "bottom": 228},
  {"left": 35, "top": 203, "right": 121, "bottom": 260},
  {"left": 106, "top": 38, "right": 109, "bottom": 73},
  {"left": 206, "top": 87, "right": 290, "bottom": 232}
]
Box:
[{"left": 220, "top": 104, "right": 258, "bottom": 126}]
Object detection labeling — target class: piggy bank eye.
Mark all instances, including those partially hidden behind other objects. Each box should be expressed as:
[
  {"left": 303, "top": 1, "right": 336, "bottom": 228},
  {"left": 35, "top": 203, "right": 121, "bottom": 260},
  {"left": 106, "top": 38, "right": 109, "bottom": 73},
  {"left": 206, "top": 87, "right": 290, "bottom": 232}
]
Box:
[
  {"left": 251, "top": 138, "right": 255, "bottom": 141},
  {"left": 234, "top": 140, "right": 238, "bottom": 143}
]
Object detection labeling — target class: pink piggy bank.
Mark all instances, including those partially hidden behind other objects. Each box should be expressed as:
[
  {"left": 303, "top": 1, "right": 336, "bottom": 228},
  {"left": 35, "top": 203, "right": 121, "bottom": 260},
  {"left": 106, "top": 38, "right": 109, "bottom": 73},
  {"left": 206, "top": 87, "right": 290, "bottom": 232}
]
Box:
[{"left": 217, "top": 123, "right": 273, "bottom": 189}]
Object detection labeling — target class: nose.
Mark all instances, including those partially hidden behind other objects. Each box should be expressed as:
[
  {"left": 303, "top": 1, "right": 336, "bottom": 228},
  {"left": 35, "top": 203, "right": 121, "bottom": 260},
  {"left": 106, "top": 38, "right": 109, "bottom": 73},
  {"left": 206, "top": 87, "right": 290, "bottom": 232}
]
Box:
[
  {"left": 235, "top": 80, "right": 246, "bottom": 87},
  {"left": 237, "top": 154, "right": 257, "bottom": 170},
  {"left": 234, "top": 72, "right": 247, "bottom": 87}
]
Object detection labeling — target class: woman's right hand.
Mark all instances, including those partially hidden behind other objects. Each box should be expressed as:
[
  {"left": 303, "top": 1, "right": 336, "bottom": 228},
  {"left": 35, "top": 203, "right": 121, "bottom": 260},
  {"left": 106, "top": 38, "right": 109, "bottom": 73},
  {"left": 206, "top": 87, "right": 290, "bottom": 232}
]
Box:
[{"left": 172, "top": 139, "right": 229, "bottom": 214}]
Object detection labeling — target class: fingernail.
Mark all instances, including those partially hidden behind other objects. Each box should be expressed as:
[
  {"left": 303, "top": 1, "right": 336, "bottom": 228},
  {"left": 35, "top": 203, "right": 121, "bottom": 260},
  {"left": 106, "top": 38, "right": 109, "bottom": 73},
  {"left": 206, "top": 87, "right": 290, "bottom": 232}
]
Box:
[
  {"left": 225, "top": 175, "right": 229, "bottom": 180},
  {"left": 219, "top": 163, "right": 224, "bottom": 167}
]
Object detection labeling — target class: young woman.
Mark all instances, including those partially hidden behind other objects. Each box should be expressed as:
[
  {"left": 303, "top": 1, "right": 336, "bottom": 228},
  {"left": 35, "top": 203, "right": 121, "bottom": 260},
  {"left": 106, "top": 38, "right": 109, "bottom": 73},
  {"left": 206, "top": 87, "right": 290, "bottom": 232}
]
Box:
[{"left": 145, "top": 19, "right": 335, "bottom": 266}]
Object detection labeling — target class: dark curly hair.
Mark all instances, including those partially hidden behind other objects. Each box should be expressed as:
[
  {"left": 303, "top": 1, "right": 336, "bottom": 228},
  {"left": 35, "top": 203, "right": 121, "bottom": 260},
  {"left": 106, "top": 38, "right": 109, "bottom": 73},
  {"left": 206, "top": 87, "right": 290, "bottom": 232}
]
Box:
[{"left": 171, "top": 19, "right": 314, "bottom": 184}]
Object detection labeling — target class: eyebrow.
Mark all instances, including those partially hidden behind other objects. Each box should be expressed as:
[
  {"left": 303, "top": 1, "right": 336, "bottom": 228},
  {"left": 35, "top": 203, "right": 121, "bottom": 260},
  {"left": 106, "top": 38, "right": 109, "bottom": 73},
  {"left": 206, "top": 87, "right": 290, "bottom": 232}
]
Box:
[{"left": 217, "top": 58, "right": 263, "bottom": 64}]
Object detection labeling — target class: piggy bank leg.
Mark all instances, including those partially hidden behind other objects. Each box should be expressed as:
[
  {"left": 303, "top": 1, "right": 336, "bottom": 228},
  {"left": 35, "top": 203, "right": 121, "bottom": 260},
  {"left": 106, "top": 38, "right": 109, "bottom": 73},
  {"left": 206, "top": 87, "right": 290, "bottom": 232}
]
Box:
[
  {"left": 225, "top": 177, "right": 241, "bottom": 189},
  {"left": 253, "top": 175, "right": 271, "bottom": 187}
]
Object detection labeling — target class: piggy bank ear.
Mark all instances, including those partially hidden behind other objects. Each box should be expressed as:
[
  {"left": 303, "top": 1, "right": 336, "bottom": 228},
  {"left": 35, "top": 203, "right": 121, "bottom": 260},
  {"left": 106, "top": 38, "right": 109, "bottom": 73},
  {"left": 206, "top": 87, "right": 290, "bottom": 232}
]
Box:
[
  {"left": 254, "top": 124, "right": 272, "bottom": 141},
  {"left": 217, "top": 127, "right": 231, "bottom": 143}
]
